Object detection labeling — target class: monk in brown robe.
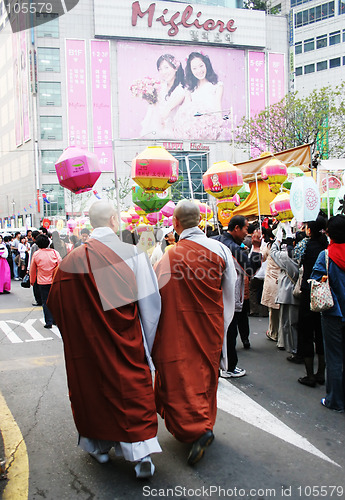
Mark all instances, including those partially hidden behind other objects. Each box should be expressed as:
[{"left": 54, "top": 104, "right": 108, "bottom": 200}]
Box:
[
  {"left": 47, "top": 201, "right": 162, "bottom": 478},
  {"left": 153, "top": 200, "right": 236, "bottom": 465}
]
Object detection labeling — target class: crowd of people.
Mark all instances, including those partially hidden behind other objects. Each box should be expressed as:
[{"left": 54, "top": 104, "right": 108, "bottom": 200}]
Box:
[{"left": 2, "top": 204, "right": 344, "bottom": 479}]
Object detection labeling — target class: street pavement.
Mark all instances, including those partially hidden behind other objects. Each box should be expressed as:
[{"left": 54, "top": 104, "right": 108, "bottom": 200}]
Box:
[{"left": 0, "top": 281, "right": 344, "bottom": 500}]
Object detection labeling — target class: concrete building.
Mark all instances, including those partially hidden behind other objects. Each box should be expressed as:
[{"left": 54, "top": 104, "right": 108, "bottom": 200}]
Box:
[{"left": 0, "top": 0, "right": 288, "bottom": 228}]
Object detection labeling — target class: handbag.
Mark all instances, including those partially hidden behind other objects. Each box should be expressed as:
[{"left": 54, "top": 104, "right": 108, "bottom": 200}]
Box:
[
  {"left": 308, "top": 250, "right": 334, "bottom": 312},
  {"left": 21, "top": 274, "right": 31, "bottom": 289},
  {"left": 293, "top": 265, "right": 303, "bottom": 299}
]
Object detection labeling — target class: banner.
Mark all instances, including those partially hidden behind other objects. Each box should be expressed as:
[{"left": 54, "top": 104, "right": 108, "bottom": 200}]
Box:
[
  {"left": 66, "top": 39, "right": 88, "bottom": 148},
  {"left": 20, "top": 24, "right": 30, "bottom": 142},
  {"left": 90, "top": 40, "right": 113, "bottom": 172},
  {"left": 268, "top": 53, "right": 285, "bottom": 106},
  {"left": 12, "top": 21, "right": 22, "bottom": 147},
  {"left": 248, "top": 51, "right": 266, "bottom": 157}
]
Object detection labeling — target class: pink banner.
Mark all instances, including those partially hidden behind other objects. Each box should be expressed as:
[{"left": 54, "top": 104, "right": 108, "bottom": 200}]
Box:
[
  {"left": 12, "top": 24, "right": 22, "bottom": 147},
  {"left": 268, "top": 53, "right": 285, "bottom": 106},
  {"left": 66, "top": 39, "right": 88, "bottom": 148},
  {"left": 248, "top": 51, "right": 266, "bottom": 157},
  {"left": 90, "top": 40, "right": 113, "bottom": 172},
  {"left": 20, "top": 26, "right": 30, "bottom": 142}
]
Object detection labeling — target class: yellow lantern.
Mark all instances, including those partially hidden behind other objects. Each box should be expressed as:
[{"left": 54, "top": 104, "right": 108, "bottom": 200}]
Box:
[{"left": 131, "top": 146, "right": 179, "bottom": 193}]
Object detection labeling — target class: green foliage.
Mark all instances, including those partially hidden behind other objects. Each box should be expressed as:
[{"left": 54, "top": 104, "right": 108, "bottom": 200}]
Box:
[
  {"left": 171, "top": 175, "right": 184, "bottom": 202},
  {"left": 236, "top": 81, "right": 345, "bottom": 159}
]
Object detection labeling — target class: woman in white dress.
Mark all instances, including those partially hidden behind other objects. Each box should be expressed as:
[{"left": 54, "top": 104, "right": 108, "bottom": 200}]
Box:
[
  {"left": 140, "top": 54, "right": 185, "bottom": 139},
  {"left": 175, "top": 52, "right": 224, "bottom": 140}
]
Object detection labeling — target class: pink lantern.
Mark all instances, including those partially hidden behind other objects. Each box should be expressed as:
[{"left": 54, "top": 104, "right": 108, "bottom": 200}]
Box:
[
  {"left": 160, "top": 200, "right": 176, "bottom": 218},
  {"left": 163, "top": 216, "right": 173, "bottom": 227},
  {"left": 146, "top": 212, "right": 163, "bottom": 225},
  {"left": 131, "top": 146, "right": 179, "bottom": 193},
  {"left": 194, "top": 201, "right": 213, "bottom": 220},
  {"left": 128, "top": 208, "right": 140, "bottom": 224},
  {"left": 134, "top": 204, "right": 146, "bottom": 216},
  {"left": 261, "top": 159, "right": 288, "bottom": 195},
  {"left": 270, "top": 192, "right": 294, "bottom": 222},
  {"left": 203, "top": 161, "right": 243, "bottom": 199},
  {"left": 216, "top": 194, "right": 241, "bottom": 213},
  {"left": 121, "top": 212, "right": 133, "bottom": 224},
  {"left": 67, "top": 219, "right": 76, "bottom": 231},
  {"left": 55, "top": 147, "right": 101, "bottom": 194}
]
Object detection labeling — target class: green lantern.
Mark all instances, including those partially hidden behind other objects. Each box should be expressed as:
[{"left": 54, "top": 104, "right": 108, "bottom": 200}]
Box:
[
  {"left": 321, "top": 189, "right": 339, "bottom": 216},
  {"left": 237, "top": 182, "right": 250, "bottom": 202},
  {"left": 132, "top": 186, "right": 172, "bottom": 214},
  {"left": 283, "top": 166, "right": 304, "bottom": 190}
]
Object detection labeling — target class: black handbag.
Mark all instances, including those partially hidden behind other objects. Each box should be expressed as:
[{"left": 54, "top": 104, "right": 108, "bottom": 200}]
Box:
[{"left": 21, "top": 274, "right": 31, "bottom": 288}]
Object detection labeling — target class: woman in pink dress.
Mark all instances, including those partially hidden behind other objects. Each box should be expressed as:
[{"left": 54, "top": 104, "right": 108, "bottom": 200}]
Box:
[{"left": 0, "top": 235, "right": 11, "bottom": 293}]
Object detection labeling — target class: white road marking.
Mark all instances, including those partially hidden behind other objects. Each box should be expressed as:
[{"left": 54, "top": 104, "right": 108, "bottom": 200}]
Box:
[
  {"left": 0, "top": 320, "right": 22, "bottom": 343},
  {"left": 217, "top": 379, "right": 340, "bottom": 467},
  {"left": 8, "top": 319, "right": 53, "bottom": 342},
  {"left": 39, "top": 319, "right": 61, "bottom": 338}
]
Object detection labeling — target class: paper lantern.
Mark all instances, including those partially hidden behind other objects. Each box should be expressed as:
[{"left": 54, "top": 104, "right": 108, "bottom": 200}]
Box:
[
  {"left": 131, "top": 146, "right": 179, "bottom": 192},
  {"left": 67, "top": 219, "right": 76, "bottom": 231},
  {"left": 237, "top": 182, "right": 250, "bottom": 202},
  {"left": 121, "top": 212, "right": 133, "bottom": 224},
  {"left": 218, "top": 208, "right": 232, "bottom": 228},
  {"left": 163, "top": 216, "right": 173, "bottom": 227},
  {"left": 146, "top": 212, "right": 163, "bottom": 225},
  {"left": 203, "top": 161, "right": 243, "bottom": 199},
  {"left": 160, "top": 200, "right": 176, "bottom": 218},
  {"left": 55, "top": 147, "right": 101, "bottom": 194},
  {"left": 290, "top": 176, "right": 320, "bottom": 222},
  {"left": 216, "top": 194, "right": 241, "bottom": 213},
  {"left": 194, "top": 201, "right": 213, "bottom": 220},
  {"left": 282, "top": 166, "right": 304, "bottom": 190},
  {"left": 128, "top": 208, "right": 140, "bottom": 224},
  {"left": 332, "top": 186, "right": 345, "bottom": 216},
  {"left": 320, "top": 189, "right": 339, "bottom": 216},
  {"left": 136, "top": 223, "right": 150, "bottom": 234},
  {"left": 261, "top": 159, "right": 287, "bottom": 194},
  {"left": 134, "top": 204, "right": 146, "bottom": 216},
  {"left": 132, "top": 186, "right": 171, "bottom": 213},
  {"left": 270, "top": 192, "right": 294, "bottom": 222}
]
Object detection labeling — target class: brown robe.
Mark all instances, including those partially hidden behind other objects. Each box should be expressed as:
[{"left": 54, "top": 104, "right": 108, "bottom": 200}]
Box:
[
  {"left": 47, "top": 239, "right": 158, "bottom": 443},
  {"left": 153, "top": 239, "right": 226, "bottom": 443}
]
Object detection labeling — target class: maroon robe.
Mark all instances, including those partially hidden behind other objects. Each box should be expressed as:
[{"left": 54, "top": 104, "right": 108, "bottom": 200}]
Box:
[
  {"left": 153, "top": 239, "right": 226, "bottom": 443},
  {"left": 47, "top": 239, "right": 158, "bottom": 443}
]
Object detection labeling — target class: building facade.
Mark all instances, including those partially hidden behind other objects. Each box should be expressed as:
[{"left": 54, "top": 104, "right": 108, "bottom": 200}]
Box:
[{"left": 0, "top": 0, "right": 288, "bottom": 228}]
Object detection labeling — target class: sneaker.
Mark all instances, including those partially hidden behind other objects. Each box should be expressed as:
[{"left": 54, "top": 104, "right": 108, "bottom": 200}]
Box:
[
  {"left": 135, "top": 456, "right": 155, "bottom": 479},
  {"left": 228, "top": 367, "right": 246, "bottom": 378},
  {"left": 14, "top": 277, "right": 20, "bottom": 281},
  {"left": 89, "top": 451, "right": 110, "bottom": 464},
  {"left": 32, "top": 302, "right": 42, "bottom": 307},
  {"left": 219, "top": 370, "right": 232, "bottom": 379}
]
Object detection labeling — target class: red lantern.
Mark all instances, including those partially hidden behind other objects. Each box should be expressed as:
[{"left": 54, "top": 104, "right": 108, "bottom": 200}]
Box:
[
  {"left": 261, "top": 159, "right": 288, "bottom": 194},
  {"left": 131, "top": 146, "right": 179, "bottom": 193},
  {"left": 203, "top": 161, "right": 243, "bottom": 199},
  {"left": 55, "top": 147, "right": 101, "bottom": 194}
]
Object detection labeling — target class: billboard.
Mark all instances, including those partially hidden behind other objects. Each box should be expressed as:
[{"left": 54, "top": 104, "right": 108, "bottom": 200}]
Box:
[{"left": 117, "top": 42, "right": 246, "bottom": 141}]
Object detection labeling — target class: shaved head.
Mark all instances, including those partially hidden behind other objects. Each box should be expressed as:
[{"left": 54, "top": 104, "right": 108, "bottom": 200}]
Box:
[
  {"left": 174, "top": 200, "right": 200, "bottom": 229},
  {"left": 89, "top": 200, "right": 118, "bottom": 229}
]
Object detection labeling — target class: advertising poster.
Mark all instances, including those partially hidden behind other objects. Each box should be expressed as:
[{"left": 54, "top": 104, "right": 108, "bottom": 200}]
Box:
[
  {"left": 117, "top": 42, "right": 246, "bottom": 141},
  {"left": 12, "top": 23, "right": 22, "bottom": 147},
  {"left": 248, "top": 51, "right": 266, "bottom": 157},
  {"left": 19, "top": 24, "right": 30, "bottom": 142},
  {"left": 269, "top": 53, "right": 285, "bottom": 106}
]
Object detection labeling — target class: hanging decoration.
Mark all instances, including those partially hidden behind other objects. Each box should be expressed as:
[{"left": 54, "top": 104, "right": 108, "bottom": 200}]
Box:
[
  {"left": 132, "top": 186, "right": 172, "bottom": 214},
  {"left": 332, "top": 186, "right": 345, "bottom": 216},
  {"left": 160, "top": 200, "right": 176, "bottom": 218},
  {"left": 218, "top": 208, "right": 232, "bottom": 228},
  {"left": 146, "top": 212, "right": 163, "bottom": 225},
  {"left": 282, "top": 166, "right": 304, "bottom": 190},
  {"left": 237, "top": 182, "right": 251, "bottom": 202},
  {"left": 55, "top": 147, "right": 101, "bottom": 194},
  {"left": 203, "top": 161, "right": 243, "bottom": 199},
  {"left": 194, "top": 201, "right": 213, "bottom": 220},
  {"left": 216, "top": 194, "right": 241, "bottom": 213},
  {"left": 269, "top": 192, "right": 294, "bottom": 222},
  {"left": 320, "top": 189, "right": 339, "bottom": 216},
  {"left": 131, "top": 146, "right": 179, "bottom": 192},
  {"left": 261, "top": 158, "right": 287, "bottom": 194},
  {"left": 289, "top": 176, "right": 320, "bottom": 222}
]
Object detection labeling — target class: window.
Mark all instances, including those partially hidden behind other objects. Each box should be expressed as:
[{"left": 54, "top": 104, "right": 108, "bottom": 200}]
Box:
[
  {"left": 304, "top": 38, "right": 315, "bottom": 52},
  {"left": 41, "top": 150, "right": 63, "bottom": 174},
  {"left": 304, "top": 63, "right": 315, "bottom": 74},
  {"left": 295, "top": 11, "right": 303, "bottom": 27},
  {"left": 340, "top": 0, "right": 345, "bottom": 15},
  {"left": 41, "top": 184, "right": 65, "bottom": 217},
  {"left": 343, "top": 56, "right": 345, "bottom": 65},
  {"left": 343, "top": 29, "right": 345, "bottom": 41},
  {"left": 315, "top": 5, "right": 322, "bottom": 20},
  {"left": 316, "top": 34, "right": 327, "bottom": 49},
  {"left": 38, "top": 82, "right": 61, "bottom": 106},
  {"left": 37, "top": 48, "right": 60, "bottom": 72},
  {"left": 295, "top": 66, "right": 303, "bottom": 76},
  {"left": 317, "top": 60, "right": 328, "bottom": 71},
  {"left": 309, "top": 7, "right": 315, "bottom": 23},
  {"left": 40, "top": 116, "right": 63, "bottom": 140},
  {"left": 295, "top": 42, "right": 302, "bottom": 54},
  {"left": 295, "top": 1, "right": 334, "bottom": 28},
  {"left": 329, "top": 30, "right": 340, "bottom": 45},
  {"left": 330, "top": 57, "right": 341, "bottom": 68},
  {"left": 170, "top": 152, "right": 209, "bottom": 202},
  {"left": 36, "top": 14, "right": 59, "bottom": 38}
]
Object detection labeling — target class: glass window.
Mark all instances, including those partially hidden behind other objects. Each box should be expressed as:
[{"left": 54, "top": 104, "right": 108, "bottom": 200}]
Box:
[
  {"left": 316, "top": 34, "right": 327, "bottom": 49},
  {"left": 302, "top": 10, "right": 309, "bottom": 25},
  {"left": 343, "top": 29, "right": 345, "bottom": 41},
  {"left": 37, "top": 48, "right": 60, "bottom": 72},
  {"left": 317, "top": 60, "right": 328, "bottom": 71},
  {"left": 41, "top": 150, "right": 63, "bottom": 174},
  {"left": 340, "top": 0, "right": 345, "bottom": 15},
  {"left": 36, "top": 14, "right": 59, "bottom": 38},
  {"left": 295, "top": 42, "right": 302, "bottom": 54},
  {"left": 40, "top": 116, "right": 63, "bottom": 140},
  {"left": 295, "top": 12, "right": 303, "bottom": 27},
  {"left": 295, "top": 66, "right": 303, "bottom": 76},
  {"left": 329, "top": 30, "right": 340, "bottom": 45},
  {"left": 170, "top": 153, "right": 209, "bottom": 202},
  {"left": 38, "top": 82, "right": 61, "bottom": 106},
  {"left": 304, "top": 38, "right": 315, "bottom": 52},
  {"left": 309, "top": 7, "right": 315, "bottom": 23},
  {"left": 343, "top": 56, "right": 345, "bottom": 65},
  {"left": 330, "top": 57, "right": 341, "bottom": 68},
  {"left": 41, "top": 184, "right": 65, "bottom": 217},
  {"left": 304, "top": 63, "right": 315, "bottom": 74},
  {"left": 315, "top": 5, "right": 322, "bottom": 20},
  {"left": 329, "top": 1, "right": 335, "bottom": 15}
]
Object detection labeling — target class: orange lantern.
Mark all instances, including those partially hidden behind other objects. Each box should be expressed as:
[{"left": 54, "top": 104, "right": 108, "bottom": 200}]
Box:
[
  {"left": 269, "top": 192, "right": 294, "bottom": 222},
  {"left": 261, "top": 159, "right": 288, "bottom": 194},
  {"left": 218, "top": 208, "right": 232, "bottom": 228},
  {"left": 203, "top": 161, "right": 243, "bottom": 199},
  {"left": 131, "top": 146, "right": 179, "bottom": 193}
]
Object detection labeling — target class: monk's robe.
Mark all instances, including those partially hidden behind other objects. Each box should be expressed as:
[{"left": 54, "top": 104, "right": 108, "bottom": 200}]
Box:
[
  {"left": 47, "top": 235, "right": 159, "bottom": 444},
  {"left": 153, "top": 227, "right": 236, "bottom": 443}
]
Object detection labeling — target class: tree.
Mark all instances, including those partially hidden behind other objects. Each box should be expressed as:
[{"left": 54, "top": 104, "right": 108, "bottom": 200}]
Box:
[{"left": 236, "top": 81, "right": 345, "bottom": 160}]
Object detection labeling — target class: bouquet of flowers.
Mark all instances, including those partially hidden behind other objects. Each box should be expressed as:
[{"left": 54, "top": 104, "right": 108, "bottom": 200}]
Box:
[{"left": 130, "top": 77, "right": 161, "bottom": 105}]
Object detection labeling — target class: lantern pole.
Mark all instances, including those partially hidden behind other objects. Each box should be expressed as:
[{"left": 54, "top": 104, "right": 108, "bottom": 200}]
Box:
[
  {"left": 112, "top": 139, "right": 122, "bottom": 241},
  {"left": 255, "top": 172, "right": 262, "bottom": 232},
  {"left": 185, "top": 156, "right": 194, "bottom": 200}
]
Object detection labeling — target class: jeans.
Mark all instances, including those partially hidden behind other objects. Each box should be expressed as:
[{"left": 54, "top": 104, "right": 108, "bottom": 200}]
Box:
[
  {"left": 321, "top": 315, "right": 345, "bottom": 412},
  {"left": 12, "top": 253, "right": 19, "bottom": 278},
  {"left": 38, "top": 284, "right": 54, "bottom": 327}
]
